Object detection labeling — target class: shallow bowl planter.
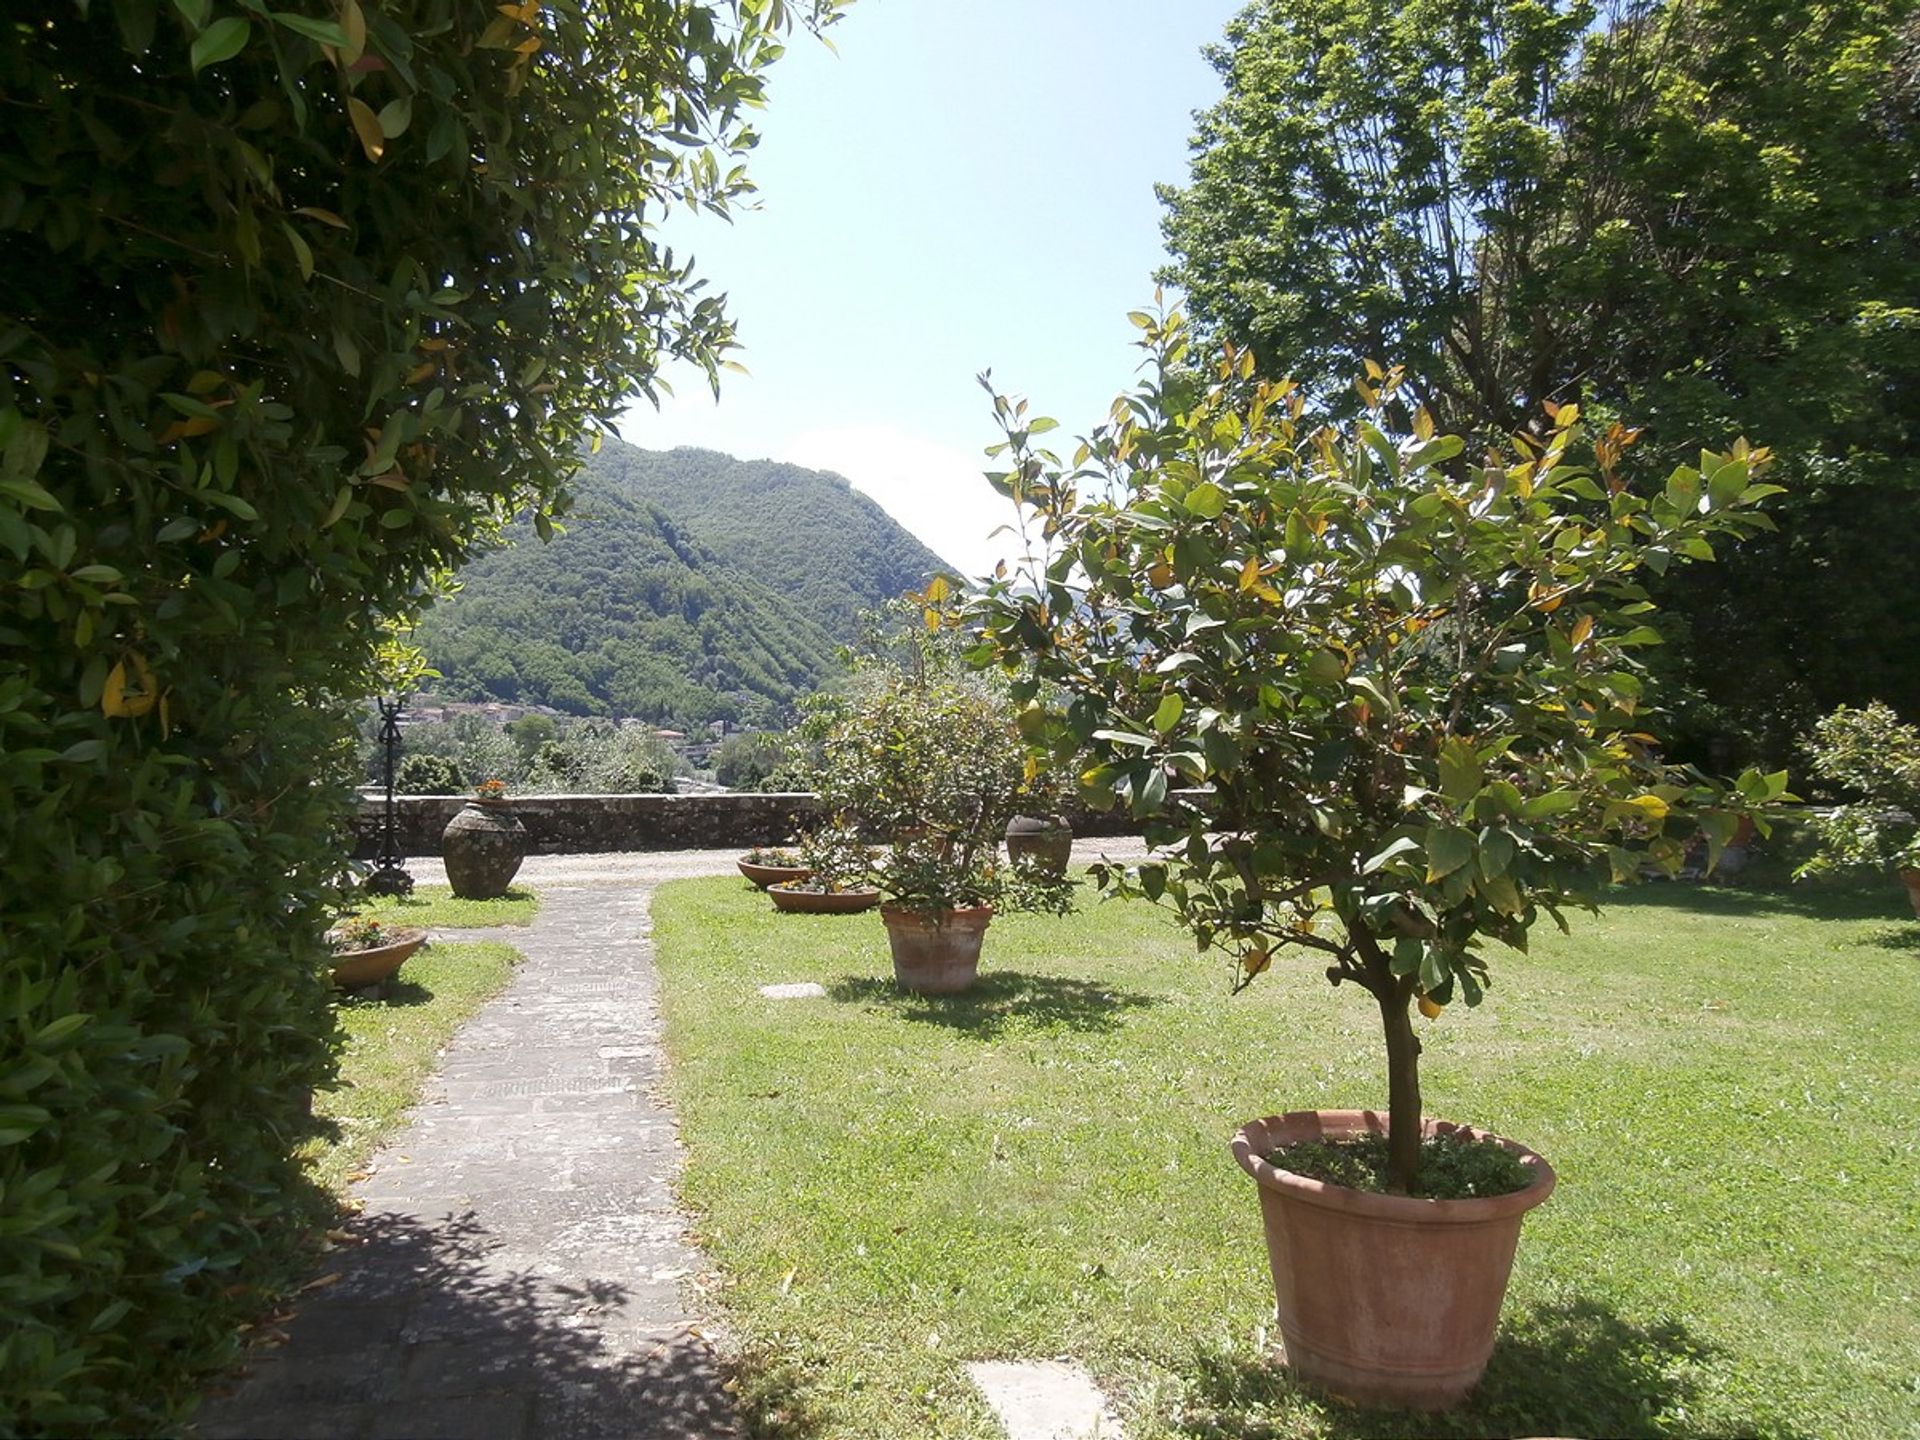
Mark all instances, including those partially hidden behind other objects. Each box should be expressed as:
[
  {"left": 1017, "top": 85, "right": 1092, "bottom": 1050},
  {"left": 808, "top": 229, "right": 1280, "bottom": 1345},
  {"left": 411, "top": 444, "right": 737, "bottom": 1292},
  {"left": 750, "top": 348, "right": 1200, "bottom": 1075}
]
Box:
[
  {"left": 768, "top": 882, "right": 882, "bottom": 914},
  {"left": 1231, "top": 1108, "right": 1555, "bottom": 1410},
  {"left": 443, "top": 799, "right": 529, "bottom": 899},
  {"left": 879, "top": 904, "right": 993, "bottom": 994},
  {"left": 738, "top": 859, "right": 811, "bottom": 889},
  {"left": 328, "top": 927, "right": 426, "bottom": 990}
]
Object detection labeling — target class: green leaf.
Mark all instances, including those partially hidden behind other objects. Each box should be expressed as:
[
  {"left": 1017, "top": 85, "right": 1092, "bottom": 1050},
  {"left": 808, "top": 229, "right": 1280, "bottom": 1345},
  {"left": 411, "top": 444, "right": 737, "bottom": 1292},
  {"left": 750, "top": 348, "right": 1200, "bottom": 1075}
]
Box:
[
  {"left": 270, "top": 11, "right": 349, "bottom": 46},
  {"left": 1477, "top": 827, "right": 1516, "bottom": 878},
  {"left": 1184, "top": 482, "right": 1227, "bottom": 519},
  {"left": 1153, "top": 693, "right": 1184, "bottom": 734},
  {"left": 377, "top": 95, "right": 414, "bottom": 139},
  {"left": 1362, "top": 835, "right": 1421, "bottom": 874},
  {"left": 1437, "top": 738, "right": 1481, "bottom": 804},
  {"left": 1424, "top": 825, "right": 1474, "bottom": 882},
  {"left": 1520, "top": 789, "right": 1580, "bottom": 821},
  {"left": 190, "top": 15, "right": 250, "bottom": 71}
]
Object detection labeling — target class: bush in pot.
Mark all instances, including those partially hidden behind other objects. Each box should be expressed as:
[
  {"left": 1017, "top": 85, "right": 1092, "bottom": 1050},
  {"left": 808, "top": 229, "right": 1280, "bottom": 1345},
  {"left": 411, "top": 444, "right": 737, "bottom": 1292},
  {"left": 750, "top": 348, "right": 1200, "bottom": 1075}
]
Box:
[
  {"left": 1796, "top": 701, "right": 1920, "bottom": 917},
  {"left": 971, "top": 309, "right": 1786, "bottom": 1407},
  {"left": 810, "top": 599, "right": 1072, "bottom": 991}
]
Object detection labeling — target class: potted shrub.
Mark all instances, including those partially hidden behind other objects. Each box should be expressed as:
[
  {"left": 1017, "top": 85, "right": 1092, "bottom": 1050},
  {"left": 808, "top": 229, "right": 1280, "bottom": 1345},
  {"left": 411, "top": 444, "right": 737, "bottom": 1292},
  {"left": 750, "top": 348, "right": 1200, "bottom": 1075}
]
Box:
[
  {"left": 810, "top": 598, "right": 1073, "bottom": 992},
  {"left": 972, "top": 312, "right": 1785, "bottom": 1407},
  {"left": 442, "top": 777, "right": 529, "bottom": 899},
  {"left": 327, "top": 915, "right": 426, "bottom": 991},
  {"left": 1796, "top": 701, "right": 1920, "bottom": 916},
  {"left": 768, "top": 820, "right": 883, "bottom": 914}
]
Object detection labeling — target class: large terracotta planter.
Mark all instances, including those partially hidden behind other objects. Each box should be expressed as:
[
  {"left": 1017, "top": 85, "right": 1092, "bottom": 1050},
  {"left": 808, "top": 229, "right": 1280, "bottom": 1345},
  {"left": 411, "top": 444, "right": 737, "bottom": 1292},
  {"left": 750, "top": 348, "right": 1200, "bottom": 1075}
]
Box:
[
  {"left": 769, "top": 883, "right": 881, "bottom": 914},
  {"left": 328, "top": 927, "right": 426, "bottom": 990},
  {"left": 442, "top": 800, "right": 528, "bottom": 899},
  {"left": 1005, "top": 813, "right": 1072, "bottom": 879},
  {"left": 880, "top": 904, "right": 993, "bottom": 994},
  {"left": 738, "top": 858, "right": 811, "bottom": 889},
  {"left": 1901, "top": 867, "right": 1920, "bottom": 920},
  {"left": 1231, "top": 1109, "right": 1556, "bottom": 1410}
]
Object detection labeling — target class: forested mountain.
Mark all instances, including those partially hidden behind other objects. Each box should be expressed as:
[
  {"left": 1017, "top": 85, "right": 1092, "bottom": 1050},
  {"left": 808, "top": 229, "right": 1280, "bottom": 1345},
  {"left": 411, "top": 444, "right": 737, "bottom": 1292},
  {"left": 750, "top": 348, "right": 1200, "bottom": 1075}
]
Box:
[{"left": 415, "top": 443, "right": 949, "bottom": 726}]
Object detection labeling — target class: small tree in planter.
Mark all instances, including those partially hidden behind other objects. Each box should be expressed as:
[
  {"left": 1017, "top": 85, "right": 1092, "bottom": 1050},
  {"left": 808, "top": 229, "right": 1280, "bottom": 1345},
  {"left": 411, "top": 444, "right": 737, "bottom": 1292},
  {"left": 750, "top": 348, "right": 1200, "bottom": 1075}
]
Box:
[
  {"left": 970, "top": 308, "right": 1786, "bottom": 1406},
  {"left": 810, "top": 595, "right": 1073, "bottom": 991},
  {"left": 1797, "top": 701, "right": 1920, "bottom": 917}
]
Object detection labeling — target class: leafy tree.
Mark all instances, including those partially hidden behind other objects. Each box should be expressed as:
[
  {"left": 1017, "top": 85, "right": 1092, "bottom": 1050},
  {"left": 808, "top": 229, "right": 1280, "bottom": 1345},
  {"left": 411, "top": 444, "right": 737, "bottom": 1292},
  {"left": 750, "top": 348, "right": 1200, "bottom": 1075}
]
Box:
[
  {"left": 712, "top": 730, "right": 792, "bottom": 789},
  {"left": 0, "top": 0, "right": 838, "bottom": 1427},
  {"left": 1796, "top": 702, "right": 1920, "bottom": 880},
  {"left": 972, "top": 311, "right": 1784, "bottom": 1191},
  {"left": 1160, "top": 0, "right": 1920, "bottom": 762}
]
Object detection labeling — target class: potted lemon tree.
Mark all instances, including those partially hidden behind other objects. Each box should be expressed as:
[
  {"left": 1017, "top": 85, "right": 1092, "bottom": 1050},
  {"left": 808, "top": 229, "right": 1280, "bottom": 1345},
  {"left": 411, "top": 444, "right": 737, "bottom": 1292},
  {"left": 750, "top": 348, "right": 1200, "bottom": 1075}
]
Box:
[
  {"left": 971, "top": 309, "right": 1786, "bottom": 1407},
  {"left": 810, "top": 599, "right": 1072, "bottom": 992}
]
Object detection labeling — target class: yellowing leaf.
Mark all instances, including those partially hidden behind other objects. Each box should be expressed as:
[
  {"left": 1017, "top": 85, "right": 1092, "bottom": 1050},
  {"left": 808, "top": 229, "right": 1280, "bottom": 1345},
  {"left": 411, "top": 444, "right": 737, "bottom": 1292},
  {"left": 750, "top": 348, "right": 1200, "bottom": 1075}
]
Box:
[
  {"left": 347, "top": 96, "right": 385, "bottom": 162},
  {"left": 293, "top": 206, "right": 349, "bottom": 229},
  {"left": 1242, "top": 947, "right": 1272, "bottom": 977},
  {"left": 1570, "top": 613, "right": 1594, "bottom": 648},
  {"left": 405, "top": 361, "right": 437, "bottom": 385},
  {"left": 102, "top": 654, "right": 159, "bottom": 718},
  {"left": 923, "top": 575, "right": 950, "bottom": 604},
  {"left": 1237, "top": 556, "right": 1260, "bottom": 591}
]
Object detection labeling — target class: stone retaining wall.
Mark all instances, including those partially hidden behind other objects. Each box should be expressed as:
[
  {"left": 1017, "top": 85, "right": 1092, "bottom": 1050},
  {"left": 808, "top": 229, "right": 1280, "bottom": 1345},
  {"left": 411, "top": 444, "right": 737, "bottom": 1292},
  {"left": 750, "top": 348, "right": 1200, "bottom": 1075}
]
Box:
[{"left": 355, "top": 791, "right": 1147, "bottom": 856}]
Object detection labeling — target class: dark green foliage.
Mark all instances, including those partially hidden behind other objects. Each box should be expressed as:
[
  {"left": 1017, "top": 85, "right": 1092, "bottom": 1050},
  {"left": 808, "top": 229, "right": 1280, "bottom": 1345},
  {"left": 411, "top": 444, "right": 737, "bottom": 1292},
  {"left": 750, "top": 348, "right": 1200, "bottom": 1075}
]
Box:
[
  {"left": 1160, "top": 0, "right": 1920, "bottom": 762},
  {"left": 712, "top": 731, "right": 792, "bottom": 790},
  {"left": 0, "top": 0, "right": 835, "bottom": 1428},
  {"left": 1271, "top": 1134, "right": 1534, "bottom": 1199},
  {"left": 395, "top": 752, "right": 465, "bottom": 796},
  {"left": 414, "top": 442, "right": 950, "bottom": 725},
  {"left": 394, "top": 715, "right": 677, "bottom": 794}
]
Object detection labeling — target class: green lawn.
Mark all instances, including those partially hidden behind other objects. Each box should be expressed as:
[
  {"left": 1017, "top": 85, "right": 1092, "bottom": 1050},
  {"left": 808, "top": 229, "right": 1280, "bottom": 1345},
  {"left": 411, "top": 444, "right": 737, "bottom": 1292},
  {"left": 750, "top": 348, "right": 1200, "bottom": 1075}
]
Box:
[
  {"left": 357, "top": 884, "right": 539, "bottom": 929},
  {"left": 307, "top": 939, "right": 521, "bottom": 1192},
  {"left": 653, "top": 874, "right": 1920, "bottom": 1440}
]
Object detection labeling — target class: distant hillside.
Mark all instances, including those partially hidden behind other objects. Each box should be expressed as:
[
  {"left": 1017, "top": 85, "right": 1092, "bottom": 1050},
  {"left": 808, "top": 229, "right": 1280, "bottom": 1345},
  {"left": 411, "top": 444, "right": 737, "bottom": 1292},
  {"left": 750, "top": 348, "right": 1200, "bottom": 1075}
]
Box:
[
  {"left": 595, "top": 445, "right": 948, "bottom": 637},
  {"left": 415, "top": 443, "right": 950, "bottom": 726}
]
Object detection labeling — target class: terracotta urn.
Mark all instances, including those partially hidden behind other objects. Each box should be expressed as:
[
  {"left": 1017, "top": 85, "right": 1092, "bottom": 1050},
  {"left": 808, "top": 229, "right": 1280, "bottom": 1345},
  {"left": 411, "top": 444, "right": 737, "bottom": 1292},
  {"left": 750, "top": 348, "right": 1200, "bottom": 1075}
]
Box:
[
  {"left": 1902, "top": 867, "right": 1920, "bottom": 921},
  {"left": 442, "top": 800, "right": 528, "bottom": 899},
  {"left": 879, "top": 904, "right": 992, "bottom": 994},
  {"left": 1231, "top": 1109, "right": 1555, "bottom": 1410},
  {"left": 1004, "top": 813, "right": 1072, "bottom": 879}
]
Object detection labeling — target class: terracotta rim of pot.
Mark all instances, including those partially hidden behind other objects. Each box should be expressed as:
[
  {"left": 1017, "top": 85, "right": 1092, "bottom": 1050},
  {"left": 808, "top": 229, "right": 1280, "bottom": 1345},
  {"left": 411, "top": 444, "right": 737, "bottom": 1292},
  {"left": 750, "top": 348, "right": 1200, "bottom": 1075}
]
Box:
[
  {"left": 769, "top": 884, "right": 882, "bottom": 912},
  {"left": 1232, "top": 1109, "right": 1556, "bottom": 1223},
  {"left": 739, "top": 859, "right": 811, "bottom": 888},
  {"left": 879, "top": 903, "right": 994, "bottom": 929}
]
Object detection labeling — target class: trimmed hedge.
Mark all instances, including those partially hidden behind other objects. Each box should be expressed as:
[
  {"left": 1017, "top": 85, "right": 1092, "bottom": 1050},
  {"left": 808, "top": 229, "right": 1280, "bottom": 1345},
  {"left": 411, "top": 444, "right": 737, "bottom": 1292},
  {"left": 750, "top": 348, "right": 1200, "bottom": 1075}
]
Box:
[{"left": 0, "top": 0, "right": 837, "bottom": 1430}]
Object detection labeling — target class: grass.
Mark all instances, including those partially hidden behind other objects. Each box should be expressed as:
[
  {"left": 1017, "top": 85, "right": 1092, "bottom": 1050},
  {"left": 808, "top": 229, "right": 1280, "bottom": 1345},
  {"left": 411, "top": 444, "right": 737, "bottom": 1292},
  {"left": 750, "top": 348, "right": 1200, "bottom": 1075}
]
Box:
[
  {"left": 355, "top": 884, "right": 539, "bottom": 929},
  {"left": 652, "top": 872, "right": 1920, "bottom": 1440},
  {"left": 306, "top": 939, "right": 521, "bottom": 1192}
]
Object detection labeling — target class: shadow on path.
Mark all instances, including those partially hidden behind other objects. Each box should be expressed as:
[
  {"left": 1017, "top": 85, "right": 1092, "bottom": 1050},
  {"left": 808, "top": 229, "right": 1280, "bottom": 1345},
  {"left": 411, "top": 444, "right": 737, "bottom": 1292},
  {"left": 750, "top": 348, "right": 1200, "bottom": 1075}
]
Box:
[
  {"left": 1171, "top": 1296, "right": 1802, "bottom": 1440},
  {"left": 824, "top": 970, "right": 1159, "bottom": 1038},
  {"left": 196, "top": 1210, "right": 739, "bottom": 1440}
]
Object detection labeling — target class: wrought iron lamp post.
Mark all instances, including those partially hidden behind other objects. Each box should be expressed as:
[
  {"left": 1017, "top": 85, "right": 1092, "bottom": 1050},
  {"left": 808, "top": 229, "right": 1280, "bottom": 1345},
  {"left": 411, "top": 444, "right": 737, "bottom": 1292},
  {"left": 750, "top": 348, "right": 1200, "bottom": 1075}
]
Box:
[{"left": 365, "top": 693, "right": 414, "bottom": 897}]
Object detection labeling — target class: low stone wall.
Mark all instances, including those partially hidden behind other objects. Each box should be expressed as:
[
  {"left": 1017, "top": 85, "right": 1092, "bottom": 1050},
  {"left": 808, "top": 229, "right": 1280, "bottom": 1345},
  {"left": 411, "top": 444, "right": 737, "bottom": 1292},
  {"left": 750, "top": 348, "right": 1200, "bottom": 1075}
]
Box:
[
  {"left": 354, "top": 791, "right": 1149, "bottom": 857},
  {"left": 354, "top": 792, "right": 824, "bottom": 857}
]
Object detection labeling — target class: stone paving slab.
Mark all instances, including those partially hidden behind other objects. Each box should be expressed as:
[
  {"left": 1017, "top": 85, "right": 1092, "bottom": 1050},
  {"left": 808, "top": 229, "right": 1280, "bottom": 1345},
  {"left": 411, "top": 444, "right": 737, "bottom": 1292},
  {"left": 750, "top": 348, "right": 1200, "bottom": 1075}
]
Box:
[
  {"left": 194, "top": 882, "right": 738, "bottom": 1440},
  {"left": 966, "top": 1360, "right": 1121, "bottom": 1440}
]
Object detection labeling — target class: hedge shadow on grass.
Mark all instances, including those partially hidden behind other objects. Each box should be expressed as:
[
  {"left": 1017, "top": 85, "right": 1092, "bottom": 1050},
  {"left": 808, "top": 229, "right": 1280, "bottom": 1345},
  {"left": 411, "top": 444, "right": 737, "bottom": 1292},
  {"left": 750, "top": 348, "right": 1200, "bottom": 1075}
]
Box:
[
  {"left": 823, "top": 971, "right": 1159, "bottom": 1038},
  {"left": 1605, "top": 875, "right": 1905, "bottom": 925},
  {"left": 1171, "top": 1296, "right": 1803, "bottom": 1440},
  {"left": 196, "top": 1206, "right": 741, "bottom": 1439}
]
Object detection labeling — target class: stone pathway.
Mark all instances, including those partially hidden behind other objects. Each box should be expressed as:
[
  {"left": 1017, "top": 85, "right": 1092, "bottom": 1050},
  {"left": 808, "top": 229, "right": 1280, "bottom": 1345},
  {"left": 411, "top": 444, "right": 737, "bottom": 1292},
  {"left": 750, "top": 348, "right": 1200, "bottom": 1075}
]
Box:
[
  {"left": 198, "top": 844, "right": 1148, "bottom": 1439},
  {"left": 196, "top": 880, "right": 731, "bottom": 1440}
]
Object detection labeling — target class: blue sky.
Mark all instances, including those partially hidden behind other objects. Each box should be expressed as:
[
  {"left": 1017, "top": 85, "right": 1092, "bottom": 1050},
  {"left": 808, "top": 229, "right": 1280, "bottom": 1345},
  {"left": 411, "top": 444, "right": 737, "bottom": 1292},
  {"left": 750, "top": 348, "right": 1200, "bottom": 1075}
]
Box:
[{"left": 616, "top": 0, "right": 1245, "bottom": 576}]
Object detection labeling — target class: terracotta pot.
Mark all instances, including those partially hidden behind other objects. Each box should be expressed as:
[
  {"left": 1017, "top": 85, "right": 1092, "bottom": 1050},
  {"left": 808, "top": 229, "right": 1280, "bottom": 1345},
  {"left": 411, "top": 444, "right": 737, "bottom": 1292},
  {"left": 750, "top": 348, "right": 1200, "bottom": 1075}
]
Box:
[
  {"left": 442, "top": 800, "right": 528, "bottom": 899},
  {"left": 738, "top": 859, "right": 811, "bottom": 889},
  {"left": 769, "top": 883, "right": 881, "bottom": 914},
  {"left": 1901, "top": 868, "right": 1920, "bottom": 921},
  {"left": 328, "top": 927, "right": 426, "bottom": 990},
  {"left": 880, "top": 904, "right": 993, "bottom": 994},
  {"left": 1005, "top": 813, "right": 1072, "bottom": 879},
  {"left": 1231, "top": 1109, "right": 1556, "bottom": 1410}
]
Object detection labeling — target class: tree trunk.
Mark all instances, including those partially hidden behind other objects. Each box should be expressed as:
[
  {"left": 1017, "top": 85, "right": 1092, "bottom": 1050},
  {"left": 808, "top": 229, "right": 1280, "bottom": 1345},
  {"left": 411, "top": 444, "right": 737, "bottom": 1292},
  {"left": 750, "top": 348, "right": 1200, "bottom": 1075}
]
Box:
[{"left": 1375, "top": 977, "right": 1423, "bottom": 1194}]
